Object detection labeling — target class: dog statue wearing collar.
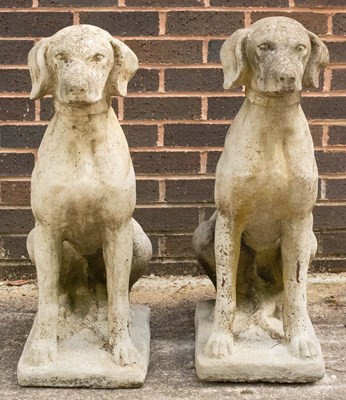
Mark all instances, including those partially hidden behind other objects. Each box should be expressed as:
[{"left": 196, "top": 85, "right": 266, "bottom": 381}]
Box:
[
  {"left": 17, "top": 25, "right": 152, "bottom": 388},
  {"left": 193, "top": 17, "right": 329, "bottom": 382}
]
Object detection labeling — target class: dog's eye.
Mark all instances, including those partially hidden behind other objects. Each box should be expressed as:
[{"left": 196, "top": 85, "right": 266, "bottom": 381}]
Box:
[
  {"left": 93, "top": 53, "right": 105, "bottom": 62},
  {"left": 258, "top": 43, "right": 273, "bottom": 52},
  {"left": 295, "top": 44, "right": 306, "bottom": 52},
  {"left": 56, "top": 53, "right": 68, "bottom": 62}
]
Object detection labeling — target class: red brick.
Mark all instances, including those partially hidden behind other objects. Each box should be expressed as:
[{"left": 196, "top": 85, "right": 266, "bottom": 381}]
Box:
[
  {"left": 208, "top": 40, "right": 223, "bottom": 63},
  {"left": 325, "top": 179, "right": 346, "bottom": 200},
  {"left": 301, "top": 97, "right": 345, "bottom": 120},
  {"left": 132, "top": 151, "right": 200, "bottom": 175},
  {"left": 133, "top": 207, "right": 199, "bottom": 233},
  {"left": 124, "top": 97, "right": 202, "bottom": 120},
  {"left": 0, "top": 12, "right": 73, "bottom": 37},
  {"left": 40, "top": 98, "right": 55, "bottom": 121},
  {"left": 162, "top": 234, "right": 194, "bottom": 258},
  {"left": 0, "top": 69, "right": 31, "bottom": 93},
  {"left": 80, "top": 12, "right": 159, "bottom": 36},
  {"left": 320, "top": 231, "right": 346, "bottom": 255},
  {"left": 0, "top": 236, "right": 29, "bottom": 260},
  {"left": 331, "top": 69, "right": 346, "bottom": 91},
  {"left": 128, "top": 69, "right": 159, "bottom": 93},
  {"left": 202, "top": 206, "right": 216, "bottom": 218},
  {"left": 126, "top": 0, "right": 203, "bottom": 5},
  {"left": 164, "top": 124, "right": 228, "bottom": 147},
  {"left": 0, "top": 40, "right": 34, "bottom": 65},
  {"left": 296, "top": 0, "right": 346, "bottom": 7},
  {"left": 0, "top": 98, "right": 35, "bottom": 121},
  {"left": 333, "top": 14, "right": 346, "bottom": 36},
  {"left": 125, "top": 40, "right": 203, "bottom": 64},
  {"left": 0, "top": 125, "right": 46, "bottom": 149},
  {"left": 147, "top": 234, "right": 159, "bottom": 257},
  {"left": 166, "top": 11, "right": 244, "bottom": 36},
  {"left": 207, "top": 96, "right": 244, "bottom": 120},
  {"left": 0, "top": 153, "right": 35, "bottom": 177},
  {"left": 136, "top": 179, "right": 160, "bottom": 203},
  {"left": 0, "top": 209, "right": 34, "bottom": 234},
  {"left": 0, "top": 0, "right": 31, "bottom": 7},
  {"left": 310, "top": 125, "right": 323, "bottom": 147},
  {"left": 326, "top": 42, "right": 346, "bottom": 63},
  {"left": 165, "top": 68, "right": 226, "bottom": 93},
  {"left": 212, "top": 0, "right": 287, "bottom": 5},
  {"left": 311, "top": 259, "right": 346, "bottom": 274},
  {"left": 315, "top": 150, "right": 346, "bottom": 174},
  {"left": 328, "top": 126, "right": 346, "bottom": 145},
  {"left": 206, "top": 150, "right": 222, "bottom": 173},
  {"left": 313, "top": 205, "right": 346, "bottom": 229},
  {"left": 147, "top": 260, "right": 202, "bottom": 276},
  {"left": 123, "top": 125, "right": 158, "bottom": 147},
  {"left": 251, "top": 12, "right": 328, "bottom": 35},
  {"left": 0, "top": 263, "right": 36, "bottom": 281},
  {"left": 40, "top": 0, "right": 118, "bottom": 6},
  {"left": 0, "top": 181, "right": 31, "bottom": 206},
  {"left": 165, "top": 179, "right": 215, "bottom": 203}
]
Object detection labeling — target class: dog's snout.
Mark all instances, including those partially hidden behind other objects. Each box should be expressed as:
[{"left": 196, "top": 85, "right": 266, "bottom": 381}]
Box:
[
  {"left": 68, "top": 84, "right": 87, "bottom": 95},
  {"left": 279, "top": 74, "right": 296, "bottom": 84}
]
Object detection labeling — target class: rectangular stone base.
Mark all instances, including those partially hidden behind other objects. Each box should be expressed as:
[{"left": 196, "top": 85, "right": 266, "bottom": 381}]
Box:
[
  {"left": 17, "top": 304, "right": 150, "bottom": 388},
  {"left": 195, "top": 300, "right": 325, "bottom": 383}
]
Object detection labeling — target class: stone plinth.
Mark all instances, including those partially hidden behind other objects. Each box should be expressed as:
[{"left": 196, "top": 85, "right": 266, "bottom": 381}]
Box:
[
  {"left": 18, "top": 304, "right": 150, "bottom": 388},
  {"left": 195, "top": 300, "right": 324, "bottom": 383}
]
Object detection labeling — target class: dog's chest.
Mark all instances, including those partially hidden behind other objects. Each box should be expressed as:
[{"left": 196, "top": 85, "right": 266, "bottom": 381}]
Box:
[
  {"left": 216, "top": 108, "right": 318, "bottom": 213},
  {"left": 32, "top": 115, "right": 135, "bottom": 221}
]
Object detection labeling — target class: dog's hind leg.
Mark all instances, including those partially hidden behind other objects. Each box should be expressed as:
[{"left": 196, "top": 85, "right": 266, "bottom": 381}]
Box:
[
  {"left": 130, "top": 218, "right": 152, "bottom": 289},
  {"left": 28, "top": 228, "right": 92, "bottom": 316},
  {"left": 192, "top": 211, "right": 218, "bottom": 286}
]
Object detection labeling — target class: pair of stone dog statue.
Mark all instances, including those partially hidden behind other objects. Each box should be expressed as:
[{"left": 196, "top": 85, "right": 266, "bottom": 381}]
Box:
[{"left": 17, "top": 16, "right": 329, "bottom": 388}]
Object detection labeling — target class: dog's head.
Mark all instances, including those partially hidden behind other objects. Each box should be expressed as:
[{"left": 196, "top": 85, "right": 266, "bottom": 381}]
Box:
[
  {"left": 28, "top": 24, "right": 138, "bottom": 104},
  {"left": 221, "top": 17, "right": 329, "bottom": 94}
]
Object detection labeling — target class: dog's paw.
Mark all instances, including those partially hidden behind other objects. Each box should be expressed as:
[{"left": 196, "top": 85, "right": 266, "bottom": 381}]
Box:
[
  {"left": 287, "top": 334, "right": 320, "bottom": 359},
  {"left": 204, "top": 330, "right": 234, "bottom": 359},
  {"left": 27, "top": 338, "right": 57, "bottom": 366},
  {"left": 112, "top": 337, "right": 140, "bottom": 367}
]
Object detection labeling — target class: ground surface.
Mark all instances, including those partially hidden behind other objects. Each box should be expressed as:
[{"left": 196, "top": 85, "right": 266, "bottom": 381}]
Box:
[{"left": 0, "top": 274, "right": 345, "bottom": 400}]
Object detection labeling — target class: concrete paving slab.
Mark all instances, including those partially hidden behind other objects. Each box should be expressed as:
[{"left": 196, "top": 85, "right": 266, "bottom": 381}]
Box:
[{"left": 0, "top": 274, "right": 345, "bottom": 399}]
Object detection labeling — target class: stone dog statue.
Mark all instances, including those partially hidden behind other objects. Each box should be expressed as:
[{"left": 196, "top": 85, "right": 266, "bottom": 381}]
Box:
[
  {"left": 193, "top": 17, "right": 329, "bottom": 382},
  {"left": 18, "top": 25, "right": 152, "bottom": 387}
]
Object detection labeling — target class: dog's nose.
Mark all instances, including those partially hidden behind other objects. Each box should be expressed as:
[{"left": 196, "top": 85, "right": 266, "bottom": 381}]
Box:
[
  {"left": 68, "top": 84, "right": 87, "bottom": 95},
  {"left": 279, "top": 74, "right": 296, "bottom": 85}
]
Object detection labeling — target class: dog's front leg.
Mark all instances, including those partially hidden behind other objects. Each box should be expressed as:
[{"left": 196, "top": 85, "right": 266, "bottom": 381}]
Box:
[
  {"left": 103, "top": 220, "right": 139, "bottom": 366},
  {"left": 204, "top": 212, "right": 242, "bottom": 358},
  {"left": 28, "top": 224, "right": 62, "bottom": 366},
  {"left": 281, "top": 214, "right": 320, "bottom": 359}
]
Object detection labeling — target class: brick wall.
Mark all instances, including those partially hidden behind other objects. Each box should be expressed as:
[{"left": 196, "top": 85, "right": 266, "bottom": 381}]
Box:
[{"left": 0, "top": 0, "right": 345, "bottom": 279}]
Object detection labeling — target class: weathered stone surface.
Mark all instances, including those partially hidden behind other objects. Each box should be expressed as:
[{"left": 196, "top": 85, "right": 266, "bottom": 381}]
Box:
[
  {"left": 18, "top": 24, "right": 152, "bottom": 388},
  {"left": 195, "top": 300, "right": 324, "bottom": 383},
  {"left": 18, "top": 305, "right": 150, "bottom": 388},
  {"left": 193, "top": 17, "right": 329, "bottom": 382}
]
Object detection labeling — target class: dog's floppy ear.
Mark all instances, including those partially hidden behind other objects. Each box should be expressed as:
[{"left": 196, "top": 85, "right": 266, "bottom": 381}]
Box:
[
  {"left": 303, "top": 31, "right": 329, "bottom": 89},
  {"left": 28, "top": 38, "right": 51, "bottom": 100},
  {"left": 108, "top": 38, "right": 138, "bottom": 97},
  {"left": 220, "top": 28, "right": 249, "bottom": 90}
]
